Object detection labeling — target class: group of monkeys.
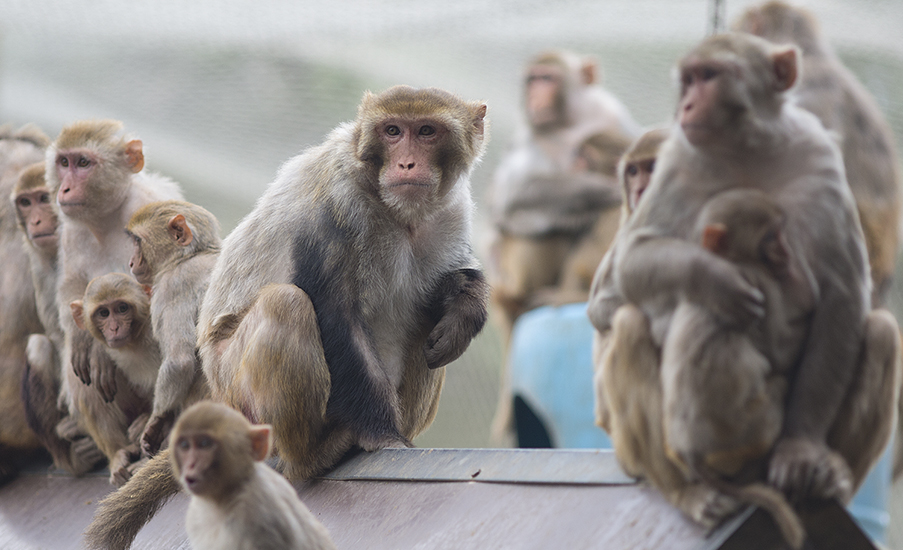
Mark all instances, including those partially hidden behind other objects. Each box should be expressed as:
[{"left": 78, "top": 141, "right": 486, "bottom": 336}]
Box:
[
  {"left": 0, "top": 1, "right": 895, "bottom": 549},
  {"left": 488, "top": 2, "right": 903, "bottom": 548}
]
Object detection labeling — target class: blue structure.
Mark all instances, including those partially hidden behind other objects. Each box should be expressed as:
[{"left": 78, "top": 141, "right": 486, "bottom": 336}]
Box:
[{"left": 507, "top": 303, "right": 891, "bottom": 543}]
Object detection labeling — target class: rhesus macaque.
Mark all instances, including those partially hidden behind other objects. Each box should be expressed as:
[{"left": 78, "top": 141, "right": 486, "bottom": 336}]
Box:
[
  {"left": 70, "top": 273, "right": 157, "bottom": 484},
  {"left": 13, "top": 161, "right": 104, "bottom": 476},
  {"left": 46, "top": 119, "right": 182, "bottom": 484},
  {"left": 488, "top": 51, "right": 639, "bottom": 443},
  {"left": 0, "top": 125, "right": 52, "bottom": 482},
  {"left": 488, "top": 50, "right": 640, "bottom": 333},
  {"left": 734, "top": 0, "right": 903, "bottom": 482},
  {"left": 733, "top": 1, "right": 902, "bottom": 308},
  {"left": 126, "top": 200, "right": 219, "bottom": 456},
  {"left": 170, "top": 402, "right": 337, "bottom": 550},
  {"left": 588, "top": 32, "right": 901, "bottom": 532},
  {"left": 85, "top": 85, "right": 490, "bottom": 549}
]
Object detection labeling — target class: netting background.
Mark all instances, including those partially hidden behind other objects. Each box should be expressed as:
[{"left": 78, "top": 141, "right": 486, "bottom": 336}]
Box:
[{"left": 2, "top": 0, "right": 903, "bottom": 542}]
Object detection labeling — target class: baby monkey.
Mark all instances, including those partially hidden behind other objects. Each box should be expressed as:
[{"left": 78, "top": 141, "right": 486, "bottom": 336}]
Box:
[
  {"left": 172, "top": 401, "right": 337, "bottom": 550},
  {"left": 661, "top": 189, "right": 813, "bottom": 548}
]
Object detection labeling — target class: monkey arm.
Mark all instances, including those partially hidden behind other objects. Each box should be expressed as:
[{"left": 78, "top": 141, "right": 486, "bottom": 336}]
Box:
[
  {"left": 615, "top": 232, "right": 764, "bottom": 326},
  {"left": 423, "top": 268, "right": 490, "bottom": 369},
  {"left": 88, "top": 340, "right": 118, "bottom": 402}
]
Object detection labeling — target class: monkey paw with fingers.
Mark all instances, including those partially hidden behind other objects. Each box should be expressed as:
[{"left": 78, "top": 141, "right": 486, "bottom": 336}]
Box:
[
  {"left": 141, "top": 410, "right": 176, "bottom": 457},
  {"left": 768, "top": 437, "right": 853, "bottom": 504}
]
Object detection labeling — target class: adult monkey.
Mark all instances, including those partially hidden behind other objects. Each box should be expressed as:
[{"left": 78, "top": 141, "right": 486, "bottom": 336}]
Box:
[
  {"left": 733, "top": 0, "right": 903, "bottom": 480},
  {"left": 85, "top": 85, "right": 490, "bottom": 550},
  {"left": 47, "top": 119, "right": 183, "bottom": 484},
  {"left": 0, "top": 124, "right": 52, "bottom": 482},
  {"left": 588, "top": 33, "right": 900, "bottom": 529},
  {"left": 488, "top": 50, "right": 639, "bottom": 442}
]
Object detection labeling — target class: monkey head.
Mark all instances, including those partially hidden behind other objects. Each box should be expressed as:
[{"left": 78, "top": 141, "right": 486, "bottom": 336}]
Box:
[
  {"left": 12, "top": 161, "right": 59, "bottom": 253},
  {"left": 126, "top": 200, "right": 222, "bottom": 286},
  {"left": 171, "top": 401, "right": 272, "bottom": 503},
  {"left": 676, "top": 34, "right": 799, "bottom": 150},
  {"left": 353, "top": 86, "right": 487, "bottom": 225},
  {"left": 70, "top": 272, "right": 152, "bottom": 350},
  {"left": 46, "top": 119, "right": 145, "bottom": 221},
  {"left": 523, "top": 51, "right": 597, "bottom": 132},
  {"left": 618, "top": 128, "right": 670, "bottom": 212}
]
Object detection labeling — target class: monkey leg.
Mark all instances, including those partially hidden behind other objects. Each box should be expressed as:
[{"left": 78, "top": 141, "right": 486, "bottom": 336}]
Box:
[
  {"left": 828, "top": 308, "right": 902, "bottom": 493},
  {"left": 602, "top": 304, "right": 741, "bottom": 528},
  {"left": 397, "top": 345, "right": 445, "bottom": 440},
  {"left": 222, "top": 283, "right": 348, "bottom": 481}
]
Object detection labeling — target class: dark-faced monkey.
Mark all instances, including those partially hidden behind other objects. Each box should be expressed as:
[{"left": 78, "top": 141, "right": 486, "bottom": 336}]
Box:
[
  {"left": 85, "top": 85, "right": 490, "bottom": 550},
  {"left": 126, "top": 200, "right": 219, "bottom": 457},
  {"left": 171, "top": 401, "right": 337, "bottom": 550},
  {"left": 588, "top": 32, "right": 901, "bottom": 532}
]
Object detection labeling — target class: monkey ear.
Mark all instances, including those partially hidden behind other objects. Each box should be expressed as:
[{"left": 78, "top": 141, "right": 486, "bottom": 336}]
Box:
[
  {"left": 473, "top": 104, "right": 488, "bottom": 137},
  {"left": 249, "top": 425, "right": 272, "bottom": 462},
  {"left": 580, "top": 59, "right": 598, "bottom": 85},
  {"left": 701, "top": 223, "right": 728, "bottom": 254},
  {"left": 771, "top": 47, "right": 799, "bottom": 92},
  {"left": 125, "top": 140, "right": 145, "bottom": 173},
  {"left": 167, "top": 214, "right": 194, "bottom": 247},
  {"left": 70, "top": 301, "right": 86, "bottom": 331}
]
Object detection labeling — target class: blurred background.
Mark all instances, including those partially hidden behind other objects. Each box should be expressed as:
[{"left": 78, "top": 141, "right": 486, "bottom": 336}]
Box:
[{"left": 2, "top": 0, "right": 902, "bottom": 544}]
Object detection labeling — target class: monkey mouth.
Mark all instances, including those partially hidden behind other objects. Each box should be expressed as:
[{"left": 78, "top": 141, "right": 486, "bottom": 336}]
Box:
[
  {"left": 183, "top": 476, "right": 201, "bottom": 493},
  {"left": 106, "top": 336, "right": 130, "bottom": 349}
]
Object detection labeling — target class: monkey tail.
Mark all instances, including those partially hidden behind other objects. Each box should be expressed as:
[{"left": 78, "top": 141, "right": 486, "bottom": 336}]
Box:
[
  {"left": 82, "top": 449, "right": 180, "bottom": 550},
  {"left": 696, "top": 464, "right": 805, "bottom": 550}
]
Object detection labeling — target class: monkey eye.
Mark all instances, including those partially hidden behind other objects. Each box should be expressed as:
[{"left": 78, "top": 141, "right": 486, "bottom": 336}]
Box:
[
  {"left": 197, "top": 436, "right": 213, "bottom": 449},
  {"left": 76, "top": 157, "right": 90, "bottom": 168},
  {"left": 177, "top": 438, "right": 190, "bottom": 450},
  {"left": 700, "top": 67, "right": 719, "bottom": 81},
  {"left": 116, "top": 303, "right": 130, "bottom": 314},
  {"left": 418, "top": 125, "right": 436, "bottom": 136},
  {"left": 40, "top": 193, "right": 51, "bottom": 203},
  {"left": 17, "top": 197, "right": 31, "bottom": 208},
  {"left": 626, "top": 165, "right": 639, "bottom": 176},
  {"left": 385, "top": 125, "right": 401, "bottom": 137},
  {"left": 97, "top": 307, "right": 110, "bottom": 319},
  {"left": 58, "top": 157, "right": 69, "bottom": 168},
  {"left": 648, "top": 160, "right": 656, "bottom": 172}
]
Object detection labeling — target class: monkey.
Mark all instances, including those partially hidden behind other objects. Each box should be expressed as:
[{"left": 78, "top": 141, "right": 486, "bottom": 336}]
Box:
[
  {"left": 125, "top": 200, "right": 219, "bottom": 456},
  {"left": 487, "top": 51, "right": 639, "bottom": 444},
  {"left": 70, "top": 272, "right": 158, "bottom": 485},
  {"left": 168, "top": 401, "right": 337, "bottom": 550},
  {"left": 84, "top": 85, "right": 490, "bottom": 550},
  {"left": 733, "top": 1, "right": 902, "bottom": 309},
  {"left": 733, "top": 0, "right": 903, "bottom": 483},
  {"left": 488, "top": 50, "right": 640, "bottom": 335},
  {"left": 13, "top": 161, "right": 105, "bottom": 476},
  {"left": 587, "top": 32, "right": 901, "bottom": 531},
  {"left": 617, "top": 127, "right": 670, "bottom": 216},
  {"left": 0, "top": 124, "right": 56, "bottom": 482},
  {"left": 46, "top": 119, "right": 183, "bottom": 484}
]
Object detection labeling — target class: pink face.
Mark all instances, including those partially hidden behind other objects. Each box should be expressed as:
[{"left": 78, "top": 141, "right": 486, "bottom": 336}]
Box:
[
  {"left": 677, "top": 59, "right": 729, "bottom": 146},
  {"left": 15, "top": 188, "right": 58, "bottom": 251},
  {"left": 93, "top": 300, "right": 136, "bottom": 349},
  {"left": 55, "top": 148, "right": 98, "bottom": 215},
  {"left": 378, "top": 118, "right": 446, "bottom": 200},
  {"left": 525, "top": 64, "right": 564, "bottom": 129},
  {"left": 128, "top": 236, "right": 153, "bottom": 285}
]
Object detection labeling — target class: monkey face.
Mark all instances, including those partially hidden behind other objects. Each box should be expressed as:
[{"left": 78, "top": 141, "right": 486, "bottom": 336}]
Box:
[
  {"left": 174, "top": 431, "right": 219, "bottom": 497},
  {"left": 93, "top": 300, "right": 138, "bottom": 349},
  {"left": 525, "top": 64, "right": 566, "bottom": 130},
  {"left": 15, "top": 188, "right": 58, "bottom": 251}
]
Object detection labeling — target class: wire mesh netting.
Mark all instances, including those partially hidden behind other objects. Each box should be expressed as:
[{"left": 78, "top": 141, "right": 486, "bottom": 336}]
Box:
[{"left": 3, "top": 0, "right": 903, "bottom": 543}]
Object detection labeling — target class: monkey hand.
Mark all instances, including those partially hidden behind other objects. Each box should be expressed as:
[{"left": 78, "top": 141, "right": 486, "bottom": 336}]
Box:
[
  {"left": 71, "top": 344, "right": 92, "bottom": 385},
  {"left": 69, "top": 435, "right": 105, "bottom": 476},
  {"left": 768, "top": 437, "right": 853, "bottom": 504},
  {"left": 89, "top": 344, "right": 118, "bottom": 402},
  {"left": 109, "top": 444, "right": 142, "bottom": 487},
  {"left": 689, "top": 254, "right": 764, "bottom": 326},
  {"left": 424, "top": 319, "right": 472, "bottom": 369},
  {"left": 141, "top": 411, "right": 176, "bottom": 457}
]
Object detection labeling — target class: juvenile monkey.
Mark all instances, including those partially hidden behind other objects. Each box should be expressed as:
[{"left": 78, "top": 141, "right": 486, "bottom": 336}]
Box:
[
  {"left": 589, "top": 32, "right": 901, "bottom": 530},
  {"left": 47, "top": 119, "right": 182, "bottom": 484},
  {"left": 85, "top": 86, "right": 490, "bottom": 549},
  {"left": 13, "top": 162, "right": 104, "bottom": 476},
  {"left": 126, "top": 200, "right": 219, "bottom": 456},
  {"left": 71, "top": 273, "right": 157, "bottom": 484},
  {"left": 617, "top": 127, "right": 670, "bottom": 215},
  {"left": 171, "top": 401, "right": 337, "bottom": 550}
]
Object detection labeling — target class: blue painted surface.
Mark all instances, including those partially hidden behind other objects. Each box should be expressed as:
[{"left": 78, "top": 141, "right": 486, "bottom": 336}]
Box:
[{"left": 507, "top": 303, "right": 890, "bottom": 542}]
